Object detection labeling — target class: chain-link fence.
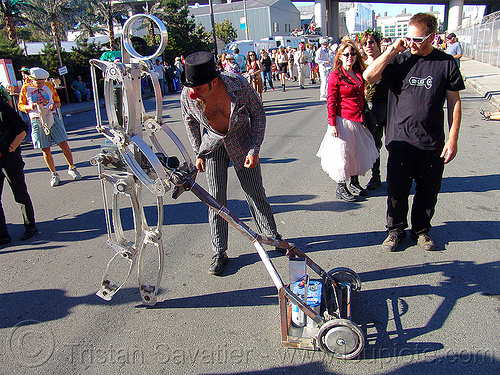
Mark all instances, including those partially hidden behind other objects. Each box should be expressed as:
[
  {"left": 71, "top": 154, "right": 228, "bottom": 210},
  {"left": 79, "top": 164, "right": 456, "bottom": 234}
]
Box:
[{"left": 455, "top": 11, "right": 500, "bottom": 68}]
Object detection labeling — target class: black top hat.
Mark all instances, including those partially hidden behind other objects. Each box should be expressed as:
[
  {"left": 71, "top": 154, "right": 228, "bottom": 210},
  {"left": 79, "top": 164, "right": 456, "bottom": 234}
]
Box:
[{"left": 181, "top": 51, "right": 220, "bottom": 87}]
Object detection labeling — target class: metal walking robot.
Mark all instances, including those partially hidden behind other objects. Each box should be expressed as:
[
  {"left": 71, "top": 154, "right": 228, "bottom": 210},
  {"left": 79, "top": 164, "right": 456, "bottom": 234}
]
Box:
[{"left": 89, "top": 14, "right": 365, "bottom": 360}]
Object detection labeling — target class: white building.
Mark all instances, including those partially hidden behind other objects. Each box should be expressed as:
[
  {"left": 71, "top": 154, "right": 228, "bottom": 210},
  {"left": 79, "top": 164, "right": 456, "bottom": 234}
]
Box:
[
  {"left": 340, "top": 2, "right": 375, "bottom": 36},
  {"left": 376, "top": 7, "right": 443, "bottom": 39}
]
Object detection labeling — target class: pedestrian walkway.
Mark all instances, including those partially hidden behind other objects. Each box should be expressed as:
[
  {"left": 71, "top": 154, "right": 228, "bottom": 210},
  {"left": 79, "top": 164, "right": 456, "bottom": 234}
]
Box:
[{"left": 459, "top": 57, "right": 500, "bottom": 109}]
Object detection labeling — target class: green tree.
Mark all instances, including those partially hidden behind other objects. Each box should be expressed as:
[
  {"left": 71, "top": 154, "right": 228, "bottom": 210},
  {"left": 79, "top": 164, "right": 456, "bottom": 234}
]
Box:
[
  {"left": 159, "top": 0, "right": 211, "bottom": 61},
  {"left": 0, "top": 32, "right": 26, "bottom": 66},
  {"left": 0, "top": 0, "right": 22, "bottom": 41},
  {"left": 68, "top": 39, "right": 103, "bottom": 80},
  {"left": 87, "top": 0, "right": 129, "bottom": 50},
  {"left": 214, "top": 19, "right": 237, "bottom": 44},
  {"left": 142, "top": 2, "right": 165, "bottom": 46},
  {"left": 74, "top": 0, "right": 106, "bottom": 41},
  {"left": 38, "top": 41, "right": 61, "bottom": 76}
]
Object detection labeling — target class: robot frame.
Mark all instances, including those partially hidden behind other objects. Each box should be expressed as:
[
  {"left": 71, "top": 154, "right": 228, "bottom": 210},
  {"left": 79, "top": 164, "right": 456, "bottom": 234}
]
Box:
[{"left": 89, "top": 13, "right": 365, "bottom": 360}]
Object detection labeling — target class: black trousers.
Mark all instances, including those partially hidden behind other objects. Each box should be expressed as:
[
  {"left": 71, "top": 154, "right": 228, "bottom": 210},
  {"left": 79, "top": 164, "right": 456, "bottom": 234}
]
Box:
[
  {"left": 0, "top": 150, "right": 36, "bottom": 236},
  {"left": 386, "top": 144, "right": 444, "bottom": 235},
  {"left": 365, "top": 102, "right": 387, "bottom": 174}
]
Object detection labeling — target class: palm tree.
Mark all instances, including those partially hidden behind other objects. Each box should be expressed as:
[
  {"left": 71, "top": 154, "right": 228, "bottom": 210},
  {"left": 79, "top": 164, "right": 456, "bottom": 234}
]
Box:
[
  {"left": 88, "top": 0, "right": 129, "bottom": 50},
  {"left": 21, "top": 0, "right": 81, "bottom": 102},
  {"left": 20, "top": 0, "right": 79, "bottom": 48},
  {"left": 74, "top": 0, "right": 106, "bottom": 41},
  {"left": 0, "top": 0, "right": 29, "bottom": 41},
  {"left": 143, "top": 2, "right": 165, "bottom": 46}
]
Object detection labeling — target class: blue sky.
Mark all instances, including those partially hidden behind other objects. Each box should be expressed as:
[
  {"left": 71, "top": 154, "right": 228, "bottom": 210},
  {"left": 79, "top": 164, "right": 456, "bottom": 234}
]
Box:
[{"left": 293, "top": 2, "right": 445, "bottom": 17}]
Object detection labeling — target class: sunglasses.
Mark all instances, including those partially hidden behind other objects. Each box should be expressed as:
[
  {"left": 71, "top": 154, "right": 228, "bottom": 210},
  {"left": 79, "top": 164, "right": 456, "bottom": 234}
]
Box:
[
  {"left": 364, "top": 40, "right": 375, "bottom": 46},
  {"left": 404, "top": 33, "right": 432, "bottom": 44},
  {"left": 342, "top": 52, "right": 357, "bottom": 57}
]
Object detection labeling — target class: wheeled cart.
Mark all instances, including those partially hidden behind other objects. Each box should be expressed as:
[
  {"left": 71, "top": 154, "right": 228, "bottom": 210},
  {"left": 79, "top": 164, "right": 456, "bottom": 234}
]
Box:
[
  {"left": 89, "top": 13, "right": 365, "bottom": 360},
  {"left": 171, "top": 169, "right": 366, "bottom": 359}
]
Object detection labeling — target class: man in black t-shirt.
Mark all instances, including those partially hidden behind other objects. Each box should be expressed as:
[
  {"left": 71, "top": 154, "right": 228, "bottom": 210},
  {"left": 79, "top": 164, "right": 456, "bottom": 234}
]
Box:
[
  {"left": 0, "top": 101, "right": 37, "bottom": 245},
  {"left": 364, "top": 13, "right": 465, "bottom": 252}
]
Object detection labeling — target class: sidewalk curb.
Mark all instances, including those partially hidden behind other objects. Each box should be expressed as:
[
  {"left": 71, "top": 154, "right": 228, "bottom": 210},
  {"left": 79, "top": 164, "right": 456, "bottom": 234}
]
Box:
[{"left": 465, "top": 78, "right": 500, "bottom": 110}]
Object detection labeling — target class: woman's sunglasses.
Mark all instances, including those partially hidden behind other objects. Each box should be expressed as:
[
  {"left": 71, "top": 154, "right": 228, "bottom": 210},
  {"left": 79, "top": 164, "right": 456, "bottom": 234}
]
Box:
[{"left": 342, "top": 52, "right": 357, "bottom": 57}]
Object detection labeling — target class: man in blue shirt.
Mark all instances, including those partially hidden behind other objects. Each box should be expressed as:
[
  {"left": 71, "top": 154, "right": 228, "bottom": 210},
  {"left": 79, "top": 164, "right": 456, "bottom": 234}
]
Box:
[{"left": 445, "top": 33, "right": 463, "bottom": 68}]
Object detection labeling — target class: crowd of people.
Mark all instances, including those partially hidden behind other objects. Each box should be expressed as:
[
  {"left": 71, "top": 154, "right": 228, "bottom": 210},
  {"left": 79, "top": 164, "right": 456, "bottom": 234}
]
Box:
[
  {"left": 215, "top": 43, "right": 323, "bottom": 96},
  {"left": 180, "top": 12, "right": 467, "bottom": 274},
  {"left": 0, "top": 12, "right": 490, "bottom": 273}
]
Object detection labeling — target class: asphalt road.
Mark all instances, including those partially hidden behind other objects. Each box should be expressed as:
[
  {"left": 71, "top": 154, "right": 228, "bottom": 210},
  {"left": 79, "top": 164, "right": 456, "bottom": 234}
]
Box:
[{"left": 0, "top": 80, "right": 499, "bottom": 375}]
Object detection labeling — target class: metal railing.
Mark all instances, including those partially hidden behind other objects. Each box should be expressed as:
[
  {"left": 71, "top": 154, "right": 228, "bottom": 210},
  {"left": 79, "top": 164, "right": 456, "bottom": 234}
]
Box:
[{"left": 455, "top": 11, "right": 500, "bottom": 68}]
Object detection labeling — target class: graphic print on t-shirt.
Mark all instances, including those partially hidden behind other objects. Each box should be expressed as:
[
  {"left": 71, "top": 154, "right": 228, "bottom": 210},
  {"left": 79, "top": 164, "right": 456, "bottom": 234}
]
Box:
[{"left": 409, "top": 75, "right": 433, "bottom": 89}]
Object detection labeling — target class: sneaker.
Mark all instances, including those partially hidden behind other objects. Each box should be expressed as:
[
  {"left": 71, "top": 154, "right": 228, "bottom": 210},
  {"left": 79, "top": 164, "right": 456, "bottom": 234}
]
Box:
[
  {"left": 68, "top": 167, "right": 82, "bottom": 180},
  {"left": 416, "top": 233, "right": 436, "bottom": 251},
  {"left": 382, "top": 231, "right": 406, "bottom": 252},
  {"left": 366, "top": 175, "right": 381, "bottom": 190},
  {"left": 336, "top": 183, "right": 356, "bottom": 202},
  {"left": 50, "top": 172, "right": 60, "bottom": 187},
  {"left": 209, "top": 252, "right": 228, "bottom": 275},
  {"left": 271, "top": 87, "right": 275, "bottom": 91}
]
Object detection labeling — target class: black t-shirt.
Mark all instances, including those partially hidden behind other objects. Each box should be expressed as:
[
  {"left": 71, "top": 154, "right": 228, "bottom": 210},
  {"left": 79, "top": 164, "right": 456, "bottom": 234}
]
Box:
[
  {"left": 383, "top": 48, "right": 465, "bottom": 150},
  {"left": 0, "top": 102, "right": 28, "bottom": 156},
  {"left": 260, "top": 56, "right": 272, "bottom": 72}
]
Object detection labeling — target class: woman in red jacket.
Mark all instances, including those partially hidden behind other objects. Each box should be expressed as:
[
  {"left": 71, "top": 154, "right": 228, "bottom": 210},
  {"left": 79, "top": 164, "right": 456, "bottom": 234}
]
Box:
[{"left": 317, "top": 38, "right": 379, "bottom": 202}]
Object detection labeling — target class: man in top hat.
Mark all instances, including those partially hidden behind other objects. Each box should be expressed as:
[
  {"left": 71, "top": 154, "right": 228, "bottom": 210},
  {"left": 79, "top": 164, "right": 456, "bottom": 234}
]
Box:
[
  {"left": 180, "top": 51, "right": 284, "bottom": 275},
  {"left": 18, "top": 67, "right": 82, "bottom": 187}
]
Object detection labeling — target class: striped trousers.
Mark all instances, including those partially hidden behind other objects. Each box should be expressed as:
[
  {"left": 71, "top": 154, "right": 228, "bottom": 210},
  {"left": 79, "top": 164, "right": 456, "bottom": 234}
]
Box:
[{"left": 205, "top": 146, "right": 279, "bottom": 254}]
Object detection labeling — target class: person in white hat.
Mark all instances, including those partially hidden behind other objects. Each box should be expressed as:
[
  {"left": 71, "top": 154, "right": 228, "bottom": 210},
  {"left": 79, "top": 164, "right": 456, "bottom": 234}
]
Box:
[
  {"left": 18, "top": 67, "right": 82, "bottom": 187},
  {"left": 315, "top": 37, "right": 335, "bottom": 101}
]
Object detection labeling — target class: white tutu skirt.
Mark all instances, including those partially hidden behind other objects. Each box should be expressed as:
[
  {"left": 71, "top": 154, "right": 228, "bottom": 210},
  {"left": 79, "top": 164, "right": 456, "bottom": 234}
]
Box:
[{"left": 316, "top": 116, "right": 379, "bottom": 183}]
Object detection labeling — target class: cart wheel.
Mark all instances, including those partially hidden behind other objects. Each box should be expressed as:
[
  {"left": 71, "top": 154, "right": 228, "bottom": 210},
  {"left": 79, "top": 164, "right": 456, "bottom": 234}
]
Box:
[
  {"left": 328, "top": 267, "right": 361, "bottom": 297},
  {"left": 317, "top": 319, "right": 365, "bottom": 360}
]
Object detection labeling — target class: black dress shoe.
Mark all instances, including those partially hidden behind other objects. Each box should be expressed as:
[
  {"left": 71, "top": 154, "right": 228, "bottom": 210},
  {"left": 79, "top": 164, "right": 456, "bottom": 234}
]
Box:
[
  {"left": 336, "top": 183, "right": 356, "bottom": 202},
  {"left": 209, "top": 252, "right": 228, "bottom": 275},
  {"left": 0, "top": 234, "right": 12, "bottom": 245},
  {"left": 349, "top": 182, "right": 368, "bottom": 196},
  {"left": 20, "top": 226, "right": 38, "bottom": 241}
]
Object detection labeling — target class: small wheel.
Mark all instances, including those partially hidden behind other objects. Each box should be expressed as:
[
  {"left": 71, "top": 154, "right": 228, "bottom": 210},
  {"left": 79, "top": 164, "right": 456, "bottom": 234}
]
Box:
[
  {"left": 317, "top": 319, "right": 365, "bottom": 360},
  {"left": 328, "top": 267, "right": 361, "bottom": 297}
]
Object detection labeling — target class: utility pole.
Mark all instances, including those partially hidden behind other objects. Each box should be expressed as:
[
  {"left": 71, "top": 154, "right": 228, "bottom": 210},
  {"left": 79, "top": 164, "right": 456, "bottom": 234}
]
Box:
[
  {"left": 243, "top": 0, "right": 249, "bottom": 40},
  {"left": 53, "top": 39, "right": 70, "bottom": 104},
  {"left": 209, "top": 0, "right": 218, "bottom": 55}
]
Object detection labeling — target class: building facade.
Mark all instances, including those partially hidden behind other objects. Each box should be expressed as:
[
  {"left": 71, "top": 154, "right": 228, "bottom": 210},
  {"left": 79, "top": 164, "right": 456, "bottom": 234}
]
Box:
[
  {"left": 189, "top": 0, "right": 301, "bottom": 41},
  {"left": 340, "top": 2, "right": 375, "bottom": 36}
]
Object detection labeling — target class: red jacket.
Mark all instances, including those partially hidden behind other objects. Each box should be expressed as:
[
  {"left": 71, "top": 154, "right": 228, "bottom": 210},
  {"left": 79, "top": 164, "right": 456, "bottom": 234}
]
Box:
[{"left": 327, "top": 67, "right": 364, "bottom": 125}]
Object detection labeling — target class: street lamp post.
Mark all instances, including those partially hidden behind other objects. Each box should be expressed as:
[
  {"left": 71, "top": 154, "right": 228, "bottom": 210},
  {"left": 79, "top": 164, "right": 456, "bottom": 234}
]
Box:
[
  {"left": 243, "top": 0, "right": 249, "bottom": 40},
  {"left": 209, "top": 0, "right": 218, "bottom": 55}
]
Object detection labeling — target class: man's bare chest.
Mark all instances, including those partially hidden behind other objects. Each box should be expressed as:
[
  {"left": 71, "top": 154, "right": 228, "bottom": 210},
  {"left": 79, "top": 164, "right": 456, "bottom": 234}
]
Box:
[{"left": 204, "top": 97, "right": 231, "bottom": 134}]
